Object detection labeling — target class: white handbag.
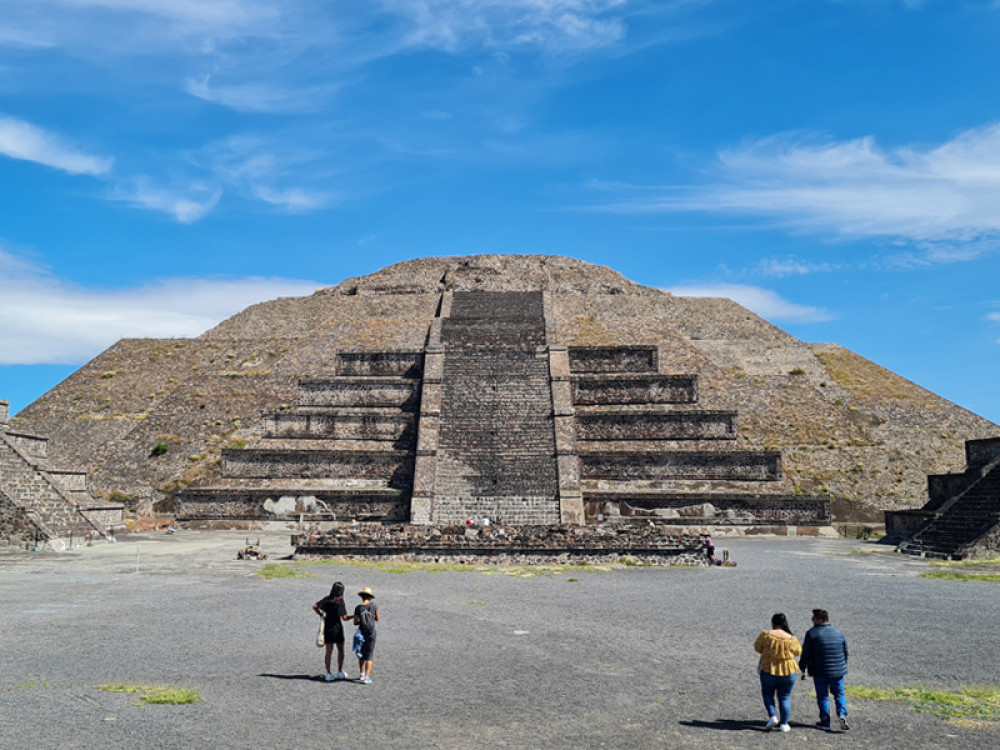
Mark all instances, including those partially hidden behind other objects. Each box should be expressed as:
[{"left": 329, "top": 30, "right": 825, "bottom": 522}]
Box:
[{"left": 316, "top": 616, "right": 326, "bottom": 648}]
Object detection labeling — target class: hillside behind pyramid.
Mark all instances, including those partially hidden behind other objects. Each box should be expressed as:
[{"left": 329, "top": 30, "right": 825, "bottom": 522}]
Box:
[{"left": 11, "top": 255, "right": 997, "bottom": 519}]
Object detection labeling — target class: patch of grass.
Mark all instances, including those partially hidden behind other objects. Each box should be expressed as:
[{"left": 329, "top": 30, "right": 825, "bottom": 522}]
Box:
[
  {"left": 98, "top": 684, "right": 202, "bottom": 705},
  {"left": 257, "top": 563, "right": 312, "bottom": 579},
  {"left": 291, "top": 559, "right": 615, "bottom": 577},
  {"left": 846, "top": 685, "right": 1000, "bottom": 724},
  {"left": 466, "top": 601, "right": 485, "bottom": 607},
  {"left": 932, "top": 557, "right": 1000, "bottom": 567},
  {"left": 10, "top": 681, "right": 50, "bottom": 691},
  {"left": 920, "top": 571, "right": 1000, "bottom": 582}
]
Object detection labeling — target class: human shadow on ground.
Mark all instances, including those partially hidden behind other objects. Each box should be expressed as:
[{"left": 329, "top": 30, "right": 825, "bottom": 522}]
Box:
[
  {"left": 678, "top": 719, "right": 790, "bottom": 732},
  {"left": 259, "top": 673, "right": 329, "bottom": 682}
]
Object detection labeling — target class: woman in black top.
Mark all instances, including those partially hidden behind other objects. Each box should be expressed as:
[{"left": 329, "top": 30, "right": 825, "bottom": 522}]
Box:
[{"left": 313, "top": 581, "right": 351, "bottom": 681}]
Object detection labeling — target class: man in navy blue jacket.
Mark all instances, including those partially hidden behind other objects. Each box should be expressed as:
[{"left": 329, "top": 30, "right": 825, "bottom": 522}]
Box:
[{"left": 799, "top": 609, "right": 850, "bottom": 731}]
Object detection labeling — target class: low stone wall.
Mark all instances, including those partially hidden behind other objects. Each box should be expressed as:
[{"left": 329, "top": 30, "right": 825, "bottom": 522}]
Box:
[
  {"left": 967, "top": 438, "right": 1000, "bottom": 469},
  {"left": 293, "top": 522, "right": 707, "bottom": 565},
  {"left": 568, "top": 346, "right": 657, "bottom": 373},
  {"left": 581, "top": 451, "right": 782, "bottom": 481},
  {"left": 927, "top": 473, "right": 975, "bottom": 507},
  {"left": 884, "top": 509, "right": 934, "bottom": 543},
  {"left": 337, "top": 351, "right": 424, "bottom": 377},
  {"left": 262, "top": 411, "right": 415, "bottom": 443},
  {"left": 177, "top": 488, "right": 409, "bottom": 522},
  {"left": 221, "top": 449, "right": 415, "bottom": 485},
  {"left": 297, "top": 378, "right": 420, "bottom": 409},
  {"left": 577, "top": 411, "right": 737, "bottom": 441},
  {"left": 572, "top": 375, "right": 697, "bottom": 405},
  {"left": 0, "top": 492, "right": 35, "bottom": 546},
  {"left": 588, "top": 492, "right": 830, "bottom": 526}
]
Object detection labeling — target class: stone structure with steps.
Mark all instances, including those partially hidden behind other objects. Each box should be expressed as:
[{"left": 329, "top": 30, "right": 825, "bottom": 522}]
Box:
[
  {"left": 19, "top": 256, "right": 996, "bottom": 530},
  {"left": 176, "top": 290, "right": 829, "bottom": 529},
  {"left": 176, "top": 353, "right": 422, "bottom": 522},
  {"left": 0, "top": 398, "right": 121, "bottom": 547},
  {"left": 891, "top": 438, "right": 1000, "bottom": 559}
]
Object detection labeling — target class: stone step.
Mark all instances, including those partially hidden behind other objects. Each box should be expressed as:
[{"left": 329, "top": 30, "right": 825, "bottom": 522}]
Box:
[
  {"left": 336, "top": 351, "right": 423, "bottom": 378},
  {"left": 263, "top": 410, "right": 415, "bottom": 442},
  {"left": 585, "top": 491, "right": 830, "bottom": 525},
  {"left": 221, "top": 448, "right": 415, "bottom": 487},
  {"left": 176, "top": 484, "right": 409, "bottom": 522},
  {"left": 581, "top": 450, "right": 782, "bottom": 482},
  {"left": 572, "top": 374, "right": 698, "bottom": 405},
  {"left": 576, "top": 410, "right": 736, "bottom": 441},
  {"left": 568, "top": 346, "right": 658, "bottom": 373},
  {"left": 297, "top": 378, "right": 421, "bottom": 409}
]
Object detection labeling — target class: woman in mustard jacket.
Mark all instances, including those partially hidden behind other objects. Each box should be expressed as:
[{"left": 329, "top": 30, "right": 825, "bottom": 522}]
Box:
[{"left": 754, "top": 613, "right": 802, "bottom": 732}]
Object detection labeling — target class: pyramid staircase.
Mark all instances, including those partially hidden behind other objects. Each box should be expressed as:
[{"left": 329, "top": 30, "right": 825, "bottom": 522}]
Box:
[
  {"left": 176, "top": 353, "right": 422, "bottom": 521},
  {"left": 176, "top": 292, "right": 829, "bottom": 527},
  {"left": 1, "top": 399, "right": 114, "bottom": 547},
  {"left": 897, "top": 438, "right": 1000, "bottom": 559}
]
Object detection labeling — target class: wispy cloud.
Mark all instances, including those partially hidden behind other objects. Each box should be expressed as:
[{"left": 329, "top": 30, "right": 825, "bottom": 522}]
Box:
[
  {"left": 184, "top": 75, "right": 335, "bottom": 114},
  {"left": 988, "top": 312, "right": 1000, "bottom": 323},
  {"left": 0, "top": 247, "right": 321, "bottom": 365},
  {"left": 667, "top": 283, "right": 834, "bottom": 323},
  {"left": 109, "top": 177, "right": 222, "bottom": 223},
  {"left": 373, "top": 0, "right": 627, "bottom": 54},
  {"left": 250, "top": 184, "right": 332, "bottom": 212},
  {"left": 0, "top": 115, "right": 112, "bottom": 175},
  {"left": 754, "top": 256, "right": 839, "bottom": 278},
  {"left": 40, "top": 0, "right": 278, "bottom": 36},
  {"left": 592, "top": 123, "right": 1000, "bottom": 254},
  {"left": 195, "top": 135, "right": 335, "bottom": 213}
]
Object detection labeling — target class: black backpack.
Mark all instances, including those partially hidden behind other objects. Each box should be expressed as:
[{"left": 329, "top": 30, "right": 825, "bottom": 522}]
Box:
[{"left": 358, "top": 603, "right": 376, "bottom": 634}]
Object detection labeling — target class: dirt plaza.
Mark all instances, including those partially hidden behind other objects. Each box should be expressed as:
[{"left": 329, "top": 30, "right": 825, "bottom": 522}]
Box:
[{"left": 2, "top": 531, "right": 997, "bottom": 749}]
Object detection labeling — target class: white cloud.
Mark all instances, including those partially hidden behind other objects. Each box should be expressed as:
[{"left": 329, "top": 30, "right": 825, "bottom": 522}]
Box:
[
  {"left": 0, "top": 247, "right": 321, "bottom": 365},
  {"left": 667, "top": 283, "right": 834, "bottom": 324},
  {"left": 49, "top": 0, "right": 277, "bottom": 35},
  {"left": 195, "top": 136, "right": 334, "bottom": 214},
  {"left": 373, "top": 0, "right": 627, "bottom": 53},
  {"left": 595, "top": 123, "right": 1000, "bottom": 251},
  {"left": 184, "top": 75, "right": 334, "bottom": 113},
  {"left": 755, "top": 256, "right": 838, "bottom": 278},
  {"left": 110, "top": 177, "right": 222, "bottom": 223},
  {"left": 0, "top": 115, "right": 112, "bottom": 175},
  {"left": 250, "top": 184, "right": 333, "bottom": 212},
  {"left": 988, "top": 312, "right": 1000, "bottom": 323}
]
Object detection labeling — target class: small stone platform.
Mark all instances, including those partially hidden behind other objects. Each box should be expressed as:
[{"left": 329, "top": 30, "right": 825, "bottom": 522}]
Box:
[{"left": 293, "top": 523, "right": 707, "bottom": 566}]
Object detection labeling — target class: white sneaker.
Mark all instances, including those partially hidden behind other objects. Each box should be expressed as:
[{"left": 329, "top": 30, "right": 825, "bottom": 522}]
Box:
[
  {"left": 779, "top": 724, "right": 790, "bottom": 732},
  {"left": 358, "top": 673, "right": 365, "bottom": 681},
  {"left": 336, "top": 672, "right": 346, "bottom": 680},
  {"left": 765, "top": 716, "right": 778, "bottom": 730},
  {"left": 324, "top": 673, "right": 335, "bottom": 682},
  {"left": 361, "top": 676, "right": 372, "bottom": 684}
]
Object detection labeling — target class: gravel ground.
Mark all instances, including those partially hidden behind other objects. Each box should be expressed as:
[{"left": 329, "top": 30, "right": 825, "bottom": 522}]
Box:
[{"left": 1, "top": 530, "right": 997, "bottom": 749}]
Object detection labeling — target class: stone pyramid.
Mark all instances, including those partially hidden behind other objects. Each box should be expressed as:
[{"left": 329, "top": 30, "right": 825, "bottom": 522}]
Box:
[{"left": 10, "top": 255, "right": 997, "bottom": 524}]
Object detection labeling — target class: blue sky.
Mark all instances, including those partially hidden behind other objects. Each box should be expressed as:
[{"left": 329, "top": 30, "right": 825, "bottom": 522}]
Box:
[{"left": 1, "top": 0, "right": 999, "bottom": 424}]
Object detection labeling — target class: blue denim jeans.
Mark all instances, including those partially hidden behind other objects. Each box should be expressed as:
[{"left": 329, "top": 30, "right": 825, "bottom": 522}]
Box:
[
  {"left": 813, "top": 676, "right": 847, "bottom": 726},
  {"left": 759, "top": 671, "right": 797, "bottom": 726}
]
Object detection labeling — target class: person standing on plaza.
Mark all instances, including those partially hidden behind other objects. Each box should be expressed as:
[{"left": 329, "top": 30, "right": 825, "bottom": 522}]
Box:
[
  {"left": 313, "top": 581, "right": 352, "bottom": 681},
  {"left": 799, "top": 608, "right": 850, "bottom": 731},
  {"left": 754, "top": 612, "right": 802, "bottom": 732},
  {"left": 354, "top": 587, "right": 380, "bottom": 684},
  {"left": 703, "top": 533, "right": 716, "bottom": 564}
]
